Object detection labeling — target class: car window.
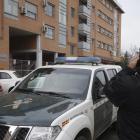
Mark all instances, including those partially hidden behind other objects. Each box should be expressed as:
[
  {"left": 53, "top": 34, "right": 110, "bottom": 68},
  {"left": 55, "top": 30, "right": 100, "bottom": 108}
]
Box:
[
  {"left": 0, "top": 72, "right": 11, "bottom": 79},
  {"left": 93, "top": 71, "right": 107, "bottom": 101},
  {"left": 13, "top": 72, "right": 21, "bottom": 78},
  {"left": 113, "top": 69, "right": 117, "bottom": 75},
  {"left": 118, "top": 68, "right": 122, "bottom": 72},
  {"left": 107, "top": 69, "right": 117, "bottom": 79},
  {"left": 107, "top": 70, "right": 114, "bottom": 79}
]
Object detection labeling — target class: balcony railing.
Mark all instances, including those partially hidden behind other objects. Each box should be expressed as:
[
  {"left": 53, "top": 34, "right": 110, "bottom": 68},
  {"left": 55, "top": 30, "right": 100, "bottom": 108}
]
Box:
[
  {"left": 78, "top": 23, "right": 90, "bottom": 36},
  {"left": 78, "top": 5, "right": 90, "bottom": 19},
  {"left": 78, "top": 42, "right": 90, "bottom": 52}
]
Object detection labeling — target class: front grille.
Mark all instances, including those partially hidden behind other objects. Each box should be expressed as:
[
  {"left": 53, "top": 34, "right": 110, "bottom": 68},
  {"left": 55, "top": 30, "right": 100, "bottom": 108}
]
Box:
[
  {"left": 0, "top": 125, "right": 9, "bottom": 140},
  {"left": 15, "top": 128, "right": 30, "bottom": 140}
]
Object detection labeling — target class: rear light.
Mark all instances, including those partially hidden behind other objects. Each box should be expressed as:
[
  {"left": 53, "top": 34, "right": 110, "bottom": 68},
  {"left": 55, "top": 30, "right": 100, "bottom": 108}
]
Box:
[{"left": 0, "top": 86, "right": 3, "bottom": 95}]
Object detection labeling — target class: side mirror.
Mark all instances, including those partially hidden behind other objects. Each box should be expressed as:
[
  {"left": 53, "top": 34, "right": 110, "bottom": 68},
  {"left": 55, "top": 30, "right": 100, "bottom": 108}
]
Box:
[{"left": 97, "top": 87, "right": 106, "bottom": 99}]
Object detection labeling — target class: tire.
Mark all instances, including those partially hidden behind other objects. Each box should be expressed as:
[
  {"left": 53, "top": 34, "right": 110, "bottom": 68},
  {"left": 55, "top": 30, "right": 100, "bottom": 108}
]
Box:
[
  {"left": 75, "top": 136, "right": 87, "bottom": 140},
  {"left": 112, "top": 121, "right": 117, "bottom": 131}
]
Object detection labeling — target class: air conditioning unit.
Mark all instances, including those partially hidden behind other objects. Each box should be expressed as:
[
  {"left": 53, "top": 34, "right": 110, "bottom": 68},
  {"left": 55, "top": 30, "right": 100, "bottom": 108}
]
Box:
[
  {"left": 110, "top": 51, "right": 114, "bottom": 56},
  {"left": 42, "top": 26, "right": 48, "bottom": 32},
  {"left": 20, "top": 7, "right": 27, "bottom": 14},
  {"left": 42, "top": 0, "right": 48, "bottom": 6}
]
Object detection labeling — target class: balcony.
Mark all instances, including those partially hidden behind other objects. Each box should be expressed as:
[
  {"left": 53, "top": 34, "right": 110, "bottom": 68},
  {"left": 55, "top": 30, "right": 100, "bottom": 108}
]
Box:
[
  {"left": 78, "top": 23, "right": 90, "bottom": 36},
  {"left": 78, "top": 5, "right": 90, "bottom": 19},
  {"left": 78, "top": 42, "right": 90, "bottom": 52}
]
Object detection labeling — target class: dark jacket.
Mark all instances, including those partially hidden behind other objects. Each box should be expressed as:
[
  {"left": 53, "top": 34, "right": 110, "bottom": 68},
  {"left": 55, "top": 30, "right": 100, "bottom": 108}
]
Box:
[{"left": 104, "top": 66, "right": 140, "bottom": 140}]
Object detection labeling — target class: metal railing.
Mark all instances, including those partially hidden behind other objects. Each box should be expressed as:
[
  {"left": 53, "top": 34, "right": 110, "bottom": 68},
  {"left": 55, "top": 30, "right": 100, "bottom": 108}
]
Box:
[{"left": 10, "top": 59, "right": 54, "bottom": 77}]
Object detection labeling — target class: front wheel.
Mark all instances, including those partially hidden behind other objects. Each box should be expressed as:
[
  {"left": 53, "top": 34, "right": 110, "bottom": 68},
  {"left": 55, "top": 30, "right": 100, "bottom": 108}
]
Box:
[{"left": 75, "top": 136, "right": 87, "bottom": 140}]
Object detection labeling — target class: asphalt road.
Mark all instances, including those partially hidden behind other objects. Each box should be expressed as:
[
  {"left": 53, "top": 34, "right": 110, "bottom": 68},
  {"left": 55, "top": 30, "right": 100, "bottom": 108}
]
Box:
[{"left": 96, "top": 126, "right": 118, "bottom": 140}]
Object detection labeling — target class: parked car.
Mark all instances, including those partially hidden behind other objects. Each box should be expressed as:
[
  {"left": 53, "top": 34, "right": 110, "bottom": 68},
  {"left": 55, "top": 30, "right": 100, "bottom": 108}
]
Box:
[
  {"left": 0, "top": 57, "right": 121, "bottom": 140},
  {"left": 0, "top": 70, "right": 22, "bottom": 94}
]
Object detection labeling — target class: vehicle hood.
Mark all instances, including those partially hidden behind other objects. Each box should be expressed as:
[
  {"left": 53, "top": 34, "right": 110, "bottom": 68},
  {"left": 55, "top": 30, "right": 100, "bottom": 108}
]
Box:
[{"left": 0, "top": 92, "right": 83, "bottom": 126}]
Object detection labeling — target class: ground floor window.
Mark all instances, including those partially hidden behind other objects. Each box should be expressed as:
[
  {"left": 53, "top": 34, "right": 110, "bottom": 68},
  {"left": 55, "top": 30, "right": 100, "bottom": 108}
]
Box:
[{"left": 70, "top": 45, "right": 74, "bottom": 55}]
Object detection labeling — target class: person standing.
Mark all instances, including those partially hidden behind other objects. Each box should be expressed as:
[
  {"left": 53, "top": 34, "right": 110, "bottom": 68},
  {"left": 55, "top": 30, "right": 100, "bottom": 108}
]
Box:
[{"left": 104, "top": 56, "right": 140, "bottom": 140}]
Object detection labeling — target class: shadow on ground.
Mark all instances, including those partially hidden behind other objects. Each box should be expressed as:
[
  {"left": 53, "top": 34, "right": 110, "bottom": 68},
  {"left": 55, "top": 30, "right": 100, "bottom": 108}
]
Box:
[{"left": 96, "top": 126, "right": 118, "bottom": 140}]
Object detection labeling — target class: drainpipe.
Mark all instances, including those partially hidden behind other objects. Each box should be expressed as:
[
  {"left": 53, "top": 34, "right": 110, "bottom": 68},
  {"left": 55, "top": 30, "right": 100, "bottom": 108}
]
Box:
[{"left": 0, "top": 0, "right": 4, "bottom": 39}]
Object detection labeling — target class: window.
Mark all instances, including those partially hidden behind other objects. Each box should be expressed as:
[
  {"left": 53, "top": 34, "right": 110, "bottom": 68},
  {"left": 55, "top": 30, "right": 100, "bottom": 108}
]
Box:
[
  {"left": 117, "top": 48, "right": 118, "bottom": 57},
  {"left": 110, "top": 32, "right": 113, "bottom": 38},
  {"left": 107, "top": 2, "right": 110, "bottom": 8},
  {"left": 92, "top": 39, "right": 94, "bottom": 46},
  {"left": 98, "top": 25, "right": 101, "bottom": 32},
  {"left": 93, "top": 71, "right": 107, "bottom": 101},
  {"left": 102, "top": 43, "right": 105, "bottom": 49},
  {"left": 118, "top": 68, "right": 122, "bottom": 72},
  {"left": 17, "top": 68, "right": 91, "bottom": 100},
  {"left": 71, "top": 26, "right": 75, "bottom": 36},
  {"left": 71, "top": 7, "right": 75, "bottom": 18},
  {"left": 110, "top": 19, "right": 113, "bottom": 25},
  {"left": 59, "top": 12, "right": 66, "bottom": 25},
  {"left": 13, "top": 72, "right": 21, "bottom": 78},
  {"left": 92, "top": 22, "right": 95, "bottom": 29},
  {"left": 45, "top": 2, "right": 55, "bottom": 17},
  {"left": 103, "top": 0, "right": 106, "bottom": 5},
  {"left": 4, "top": 0, "right": 18, "bottom": 20},
  {"left": 110, "top": 6, "right": 113, "bottom": 11},
  {"left": 106, "top": 44, "right": 109, "bottom": 50},
  {"left": 70, "top": 45, "right": 74, "bottom": 55},
  {"left": 110, "top": 45, "right": 112, "bottom": 51},
  {"left": 0, "top": 72, "right": 11, "bottom": 79},
  {"left": 25, "top": 1, "right": 37, "bottom": 19},
  {"left": 117, "top": 24, "right": 119, "bottom": 33},
  {"left": 59, "top": 34, "right": 66, "bottom": 46},
  {"left": 117, "top": 12, "right": 119, "bottom": 21},
  {"left": 117, "top": 36, "right": 119, "bottom": 44},
  {"left": 102, "top": 28, "right": 105, "bottom": 34},
  {"left": 102, "top": 13, "right": 106, "bottom": 20},
  {"left": 106, "top": 16, "right": 109, "bottom": 23},
  {"left": 45, "top": 25, "right": 55, "bottom": 39},
  {"left": 113, "top": 69, "right": 117, "bottom": 75},
  {"left": 97, "top": 41, "right": 101, "bottom": 48},
  {"left": 92, "top": 6, "right": 95, "bottom": 13},
  {"left": 106, "top": 30, "right": 109, "bottom": 36},
  {"left": 107, "top": 69, "right": 116, "bottom": 79},
  {"left": 98, "top": 10, "right": 101, "bottom": 17}
]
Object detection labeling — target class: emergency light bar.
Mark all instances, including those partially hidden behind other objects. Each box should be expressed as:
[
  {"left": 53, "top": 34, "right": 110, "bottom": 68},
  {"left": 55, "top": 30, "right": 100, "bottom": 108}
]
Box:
[{"left": 55, "top": 57, "right": 101, "bottom": 64}]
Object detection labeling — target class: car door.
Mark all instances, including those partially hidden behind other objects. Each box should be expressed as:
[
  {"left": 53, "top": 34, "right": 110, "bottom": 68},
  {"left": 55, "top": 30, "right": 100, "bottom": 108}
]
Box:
[
  {"left": 92, "top": 69, "right": 113, "bottom": 139},
  {"left": 106, "top": 68, "right": 118, "bottom": 120},
  {"left": 0, "top": 72, "right": 12, "bottom": 94}
]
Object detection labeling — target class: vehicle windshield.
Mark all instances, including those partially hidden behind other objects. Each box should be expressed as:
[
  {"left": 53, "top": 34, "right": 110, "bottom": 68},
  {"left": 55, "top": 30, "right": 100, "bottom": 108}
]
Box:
[{"left": 15, "top": 68, "right": 92, "bottom": 100}]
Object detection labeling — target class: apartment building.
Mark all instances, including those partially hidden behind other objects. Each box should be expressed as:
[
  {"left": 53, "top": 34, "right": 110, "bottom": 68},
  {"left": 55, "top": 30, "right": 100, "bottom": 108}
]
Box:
[{"left": 0, "top": 0, "right": 124, "bottom": 71}]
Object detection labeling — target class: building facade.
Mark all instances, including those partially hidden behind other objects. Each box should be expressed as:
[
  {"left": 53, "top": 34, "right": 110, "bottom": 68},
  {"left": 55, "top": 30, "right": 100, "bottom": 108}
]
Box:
[{"left": 0, "top": 0, "right": 124, "bottom": 71}]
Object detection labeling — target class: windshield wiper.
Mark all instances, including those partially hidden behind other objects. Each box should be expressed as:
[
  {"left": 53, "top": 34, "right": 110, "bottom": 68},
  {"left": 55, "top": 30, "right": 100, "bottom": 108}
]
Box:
[
  {"left": 16, "top": 89, "right": 71, "bottom": 99},
  {"left": 16, "top": 89, "right": 48, "bottom": 96},
  {"left": 45, "top": 92, "right": 72, "bottom": 99}
]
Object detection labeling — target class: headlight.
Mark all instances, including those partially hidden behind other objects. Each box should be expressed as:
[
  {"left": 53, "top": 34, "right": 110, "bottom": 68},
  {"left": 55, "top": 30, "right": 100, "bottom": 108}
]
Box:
[{"left": 28, "top": 126, "right": 61, "bottom": 140}]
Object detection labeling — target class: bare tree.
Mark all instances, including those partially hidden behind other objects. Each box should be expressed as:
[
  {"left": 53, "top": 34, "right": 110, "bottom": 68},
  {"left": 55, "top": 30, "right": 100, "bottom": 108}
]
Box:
[{"left": 129, "top": 45, "right": 139, "bottom": 60}]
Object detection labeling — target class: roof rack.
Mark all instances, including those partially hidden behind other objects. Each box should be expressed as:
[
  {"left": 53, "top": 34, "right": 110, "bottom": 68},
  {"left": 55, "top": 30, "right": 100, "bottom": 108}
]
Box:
[{"left": 55, "top": 57, "right": 101, "bottom": 65}]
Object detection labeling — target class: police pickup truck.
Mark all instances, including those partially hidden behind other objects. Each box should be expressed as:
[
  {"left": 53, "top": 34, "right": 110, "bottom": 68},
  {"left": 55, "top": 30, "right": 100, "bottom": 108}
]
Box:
[{"left": 0, "top": 57, "right": 121, "bottom": 140}]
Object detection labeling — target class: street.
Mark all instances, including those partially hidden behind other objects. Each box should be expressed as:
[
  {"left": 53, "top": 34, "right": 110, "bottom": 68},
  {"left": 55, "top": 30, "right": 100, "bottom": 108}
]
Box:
[{"left": 96, "top": 126, "right": 118, "bottom": 140}]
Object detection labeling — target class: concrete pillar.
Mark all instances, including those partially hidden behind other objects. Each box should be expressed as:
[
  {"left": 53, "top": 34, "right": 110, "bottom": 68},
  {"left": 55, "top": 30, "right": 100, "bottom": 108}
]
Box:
[
  {"left": 54, "top": 52, "right": 58, "bottom": 62},
  {"left": 36, "top": 35, "right": 42, "bottom": 68}
]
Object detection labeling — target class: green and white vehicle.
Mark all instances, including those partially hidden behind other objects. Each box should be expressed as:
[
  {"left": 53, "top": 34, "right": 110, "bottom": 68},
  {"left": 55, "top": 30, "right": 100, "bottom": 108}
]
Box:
[{"left": 0, "top": 57, "right": 121, "bottom": 140}]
